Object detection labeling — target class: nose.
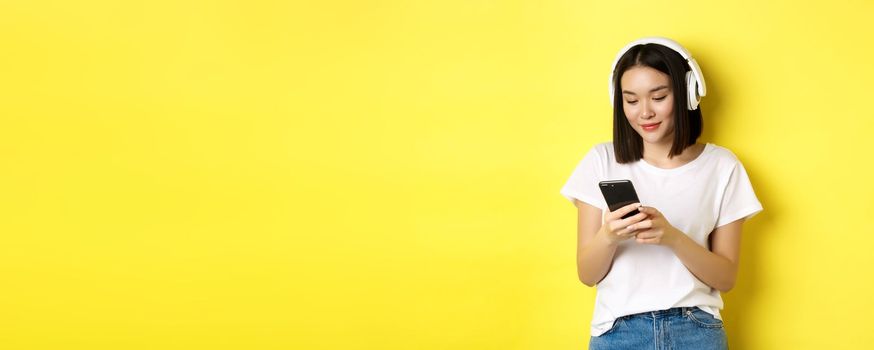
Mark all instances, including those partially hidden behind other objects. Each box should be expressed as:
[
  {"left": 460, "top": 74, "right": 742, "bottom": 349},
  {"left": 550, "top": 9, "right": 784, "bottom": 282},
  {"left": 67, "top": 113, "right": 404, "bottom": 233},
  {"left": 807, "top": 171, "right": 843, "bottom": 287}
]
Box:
[{"left": 640, "top": 101, "right": 655, "bottom": 119}]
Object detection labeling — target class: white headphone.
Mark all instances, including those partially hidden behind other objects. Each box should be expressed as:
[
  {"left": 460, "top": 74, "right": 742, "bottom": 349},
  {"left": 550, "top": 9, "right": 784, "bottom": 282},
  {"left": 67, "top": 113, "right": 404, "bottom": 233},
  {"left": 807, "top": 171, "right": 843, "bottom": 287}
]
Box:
[{"left": 609, "top": 37, "right": 707, "bottom": 111}]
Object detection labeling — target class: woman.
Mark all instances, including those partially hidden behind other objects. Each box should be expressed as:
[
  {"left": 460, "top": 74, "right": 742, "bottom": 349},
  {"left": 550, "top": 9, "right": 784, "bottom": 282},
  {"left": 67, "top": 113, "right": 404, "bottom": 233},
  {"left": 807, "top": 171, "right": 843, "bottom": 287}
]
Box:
[{"left": 559, "top": 37, "right": 763, "bottom": 349}]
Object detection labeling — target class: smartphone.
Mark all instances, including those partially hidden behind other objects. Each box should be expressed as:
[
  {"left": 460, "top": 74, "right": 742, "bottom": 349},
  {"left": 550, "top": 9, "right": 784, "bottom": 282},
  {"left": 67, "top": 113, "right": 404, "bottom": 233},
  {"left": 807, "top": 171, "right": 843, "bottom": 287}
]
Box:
[{"left": 598, "top": 180, "right": 641, "bottom": 219}]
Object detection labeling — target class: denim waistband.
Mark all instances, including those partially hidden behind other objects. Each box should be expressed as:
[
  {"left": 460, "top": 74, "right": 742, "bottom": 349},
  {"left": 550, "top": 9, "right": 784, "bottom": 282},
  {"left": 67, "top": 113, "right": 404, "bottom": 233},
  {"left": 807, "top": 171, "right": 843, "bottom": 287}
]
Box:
[{"left": 623, "top": 307, "right": 696, "bottom": 319}]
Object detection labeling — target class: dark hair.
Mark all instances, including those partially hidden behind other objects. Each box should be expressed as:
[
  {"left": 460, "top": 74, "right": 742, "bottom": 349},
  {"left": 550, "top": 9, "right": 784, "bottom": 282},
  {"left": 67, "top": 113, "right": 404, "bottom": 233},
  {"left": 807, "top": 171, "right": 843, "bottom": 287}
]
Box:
[{"left": 612, "top": 43, "right": 703, "bottom": 164}]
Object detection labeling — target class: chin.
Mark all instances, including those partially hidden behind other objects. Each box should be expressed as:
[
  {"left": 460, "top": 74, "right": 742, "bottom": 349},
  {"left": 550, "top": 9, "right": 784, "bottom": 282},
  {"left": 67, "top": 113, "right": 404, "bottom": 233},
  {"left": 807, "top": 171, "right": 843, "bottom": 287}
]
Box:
[{"left": 640, "top": 133, "right": 670, "bottom": 144}]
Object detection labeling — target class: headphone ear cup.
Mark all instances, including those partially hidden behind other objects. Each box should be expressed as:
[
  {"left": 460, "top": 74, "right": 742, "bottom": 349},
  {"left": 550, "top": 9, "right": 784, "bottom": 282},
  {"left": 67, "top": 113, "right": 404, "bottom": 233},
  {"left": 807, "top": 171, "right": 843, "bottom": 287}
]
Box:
[{"left": 685, "top": 70, "right": 699, "bottom": 110}]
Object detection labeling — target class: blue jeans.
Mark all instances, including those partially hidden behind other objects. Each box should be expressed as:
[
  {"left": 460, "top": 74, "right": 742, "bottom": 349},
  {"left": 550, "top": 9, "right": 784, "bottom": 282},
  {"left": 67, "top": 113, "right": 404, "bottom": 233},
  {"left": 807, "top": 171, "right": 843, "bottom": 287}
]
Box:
[{"left": 589, "top": 307, "right": 728, "bottom": 350}]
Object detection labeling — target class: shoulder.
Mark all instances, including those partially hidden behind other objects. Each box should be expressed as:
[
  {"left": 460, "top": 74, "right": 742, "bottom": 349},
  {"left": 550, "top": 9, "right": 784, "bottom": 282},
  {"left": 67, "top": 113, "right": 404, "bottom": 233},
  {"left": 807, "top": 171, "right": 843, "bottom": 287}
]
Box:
[
  {"left": 572, "top": 141, "right": 614, "bottom": 171},
  {"left": 589, "top": 141, "right": 614, "bottom": 159},
  {"left": 705, "top": 143, "right": 746, "bottom": 172}
]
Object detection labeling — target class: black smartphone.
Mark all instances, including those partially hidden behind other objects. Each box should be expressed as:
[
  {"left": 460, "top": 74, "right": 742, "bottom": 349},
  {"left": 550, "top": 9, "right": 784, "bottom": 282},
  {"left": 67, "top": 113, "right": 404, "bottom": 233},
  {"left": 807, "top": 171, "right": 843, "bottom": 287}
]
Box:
[{"left": 598, "top": 180, "right": 641, "bottom": 219}]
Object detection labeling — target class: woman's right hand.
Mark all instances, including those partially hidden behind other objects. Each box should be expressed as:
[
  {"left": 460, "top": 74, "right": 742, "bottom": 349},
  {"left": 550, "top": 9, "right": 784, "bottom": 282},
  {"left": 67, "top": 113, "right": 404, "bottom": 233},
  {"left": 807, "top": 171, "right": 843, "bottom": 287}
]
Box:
[{"left": 599, "top": 202, "right": 648, "bottom": 245}]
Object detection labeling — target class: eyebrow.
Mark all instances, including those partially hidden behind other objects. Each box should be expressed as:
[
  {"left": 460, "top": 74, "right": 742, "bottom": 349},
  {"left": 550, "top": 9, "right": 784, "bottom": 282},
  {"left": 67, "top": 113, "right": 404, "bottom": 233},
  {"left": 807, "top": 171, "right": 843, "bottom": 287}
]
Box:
[{"left": 622, "top": 85, "right": 669, "bottom": 95}]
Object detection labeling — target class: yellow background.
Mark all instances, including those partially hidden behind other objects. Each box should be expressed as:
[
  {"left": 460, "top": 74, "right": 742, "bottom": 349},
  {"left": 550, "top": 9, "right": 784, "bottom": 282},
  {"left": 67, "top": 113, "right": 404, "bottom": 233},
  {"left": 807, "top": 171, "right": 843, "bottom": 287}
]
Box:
[{"left": 1, "top": 1, "right": 871, "bottom": 349}]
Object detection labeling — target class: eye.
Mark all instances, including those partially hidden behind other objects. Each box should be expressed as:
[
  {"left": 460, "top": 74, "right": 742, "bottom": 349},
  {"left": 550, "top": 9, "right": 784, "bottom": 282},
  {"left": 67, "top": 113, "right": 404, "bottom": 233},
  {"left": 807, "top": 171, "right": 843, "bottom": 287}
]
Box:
[
  {"left": 654, "top": 96, "right": 666, "bottom": 101},
  {"left": 625, "top": 100, "right": 638, "bottom": 105}
]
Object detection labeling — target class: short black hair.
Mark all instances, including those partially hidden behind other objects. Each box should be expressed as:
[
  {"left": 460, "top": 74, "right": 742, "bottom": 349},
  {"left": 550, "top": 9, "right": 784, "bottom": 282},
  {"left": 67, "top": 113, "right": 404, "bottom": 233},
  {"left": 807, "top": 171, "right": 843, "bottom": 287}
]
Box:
[{"left": 612, "top": 43, "right": 703, "bottom": 164}]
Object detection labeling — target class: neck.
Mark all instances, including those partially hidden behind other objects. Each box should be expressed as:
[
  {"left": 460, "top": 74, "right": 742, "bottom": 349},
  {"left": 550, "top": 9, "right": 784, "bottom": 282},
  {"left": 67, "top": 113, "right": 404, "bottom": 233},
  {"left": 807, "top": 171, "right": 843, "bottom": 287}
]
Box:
[
  {"left": 643, "top": 139, "right": 675, "bottom": 162},
  {"left": 642, "top": 140, "right": 704, "bottom": 168}
]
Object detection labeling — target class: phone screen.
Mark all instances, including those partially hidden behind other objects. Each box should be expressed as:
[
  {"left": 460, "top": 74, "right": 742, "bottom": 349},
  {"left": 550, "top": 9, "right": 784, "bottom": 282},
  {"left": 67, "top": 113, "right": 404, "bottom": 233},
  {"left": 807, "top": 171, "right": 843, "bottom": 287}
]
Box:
[{"left": 598, "top": 180, "right": 641, "bottom": 219}]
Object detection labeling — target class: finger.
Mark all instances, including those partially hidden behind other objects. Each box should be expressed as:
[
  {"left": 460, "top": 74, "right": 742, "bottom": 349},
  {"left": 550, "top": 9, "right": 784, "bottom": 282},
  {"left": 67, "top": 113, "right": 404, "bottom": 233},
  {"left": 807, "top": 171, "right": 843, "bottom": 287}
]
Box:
[
  {"left": 610, "top": 212, "right": 644, "bottom": 233},
  {"left": 625, "top": 219, "right": 653, "bottom": 232},
  {"left": 636, "top": 236, "right": 660, "bottom": 245},
  {"left": 613, "top": 219, "right": 643, "bottom": 236},
  {"left": 609, "top": 202, "right": 642, "bottom": 221},
  {"left": 634, "top": 229, "right": 657, "bottom": 240},
  {"left": 619, "top": 212, "right": 649, "bottom": 228},
  {"left": 638, "top": 206, "right": 659, "bottom": 217}
]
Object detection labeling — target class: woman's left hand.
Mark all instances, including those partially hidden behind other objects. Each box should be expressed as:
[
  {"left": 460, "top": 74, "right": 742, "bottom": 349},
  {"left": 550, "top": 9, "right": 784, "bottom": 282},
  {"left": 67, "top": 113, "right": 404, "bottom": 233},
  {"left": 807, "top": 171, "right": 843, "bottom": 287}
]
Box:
[{"left": 629, "top": 206, "right": 682, "bottom": 246}]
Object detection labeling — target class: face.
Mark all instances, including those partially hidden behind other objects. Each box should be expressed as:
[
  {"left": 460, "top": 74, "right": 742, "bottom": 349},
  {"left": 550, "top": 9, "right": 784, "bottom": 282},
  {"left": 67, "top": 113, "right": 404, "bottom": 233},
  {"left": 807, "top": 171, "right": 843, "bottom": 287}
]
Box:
[{"left": 620, "top": 65, "right": 675, "bottom": 146}]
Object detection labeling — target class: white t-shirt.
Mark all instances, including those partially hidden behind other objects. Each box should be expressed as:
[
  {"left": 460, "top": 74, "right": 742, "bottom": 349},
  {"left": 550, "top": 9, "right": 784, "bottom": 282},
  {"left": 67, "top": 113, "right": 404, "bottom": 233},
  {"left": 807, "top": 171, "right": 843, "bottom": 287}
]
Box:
[{"left": 560, "top": 141, "right": 763, "bottom": 337}]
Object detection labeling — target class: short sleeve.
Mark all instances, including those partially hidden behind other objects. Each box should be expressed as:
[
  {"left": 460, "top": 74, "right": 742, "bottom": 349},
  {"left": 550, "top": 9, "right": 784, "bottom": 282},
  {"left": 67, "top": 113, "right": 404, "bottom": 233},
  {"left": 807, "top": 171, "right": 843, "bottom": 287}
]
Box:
[
  {"left": 560, "top": 145, "right": 607, "bottom": 210},
  {"left": 715, "top": 160, "right": 763, "bottom": 227}
]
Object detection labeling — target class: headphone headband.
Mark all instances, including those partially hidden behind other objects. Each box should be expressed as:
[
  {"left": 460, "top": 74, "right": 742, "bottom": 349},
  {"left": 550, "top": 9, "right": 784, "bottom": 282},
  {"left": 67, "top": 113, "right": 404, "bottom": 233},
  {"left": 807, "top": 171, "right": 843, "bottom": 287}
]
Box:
[{"left": 609, "top": 37, "right": 707, "bottom": 110}]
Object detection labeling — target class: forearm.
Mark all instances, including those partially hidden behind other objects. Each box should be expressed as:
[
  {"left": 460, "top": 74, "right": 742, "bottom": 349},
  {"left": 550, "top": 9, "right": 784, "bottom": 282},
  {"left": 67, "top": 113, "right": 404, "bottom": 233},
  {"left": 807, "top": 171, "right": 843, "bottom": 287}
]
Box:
[
  {"left": 667, "top": 232, "right": 737, "bottom": 292},
  {"left": 577, "top": 232, "right": 620, "bottom": 287}
]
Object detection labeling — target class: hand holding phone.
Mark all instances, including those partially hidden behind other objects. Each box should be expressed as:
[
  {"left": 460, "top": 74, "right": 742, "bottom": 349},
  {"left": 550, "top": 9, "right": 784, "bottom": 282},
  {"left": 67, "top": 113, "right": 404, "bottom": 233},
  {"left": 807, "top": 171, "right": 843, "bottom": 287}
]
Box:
[
  {"left": 598, "top": 180, "right": 648, "bottom": 244},
  {"left": 599, "top": 180, "right": 642, "bottom": 219}
]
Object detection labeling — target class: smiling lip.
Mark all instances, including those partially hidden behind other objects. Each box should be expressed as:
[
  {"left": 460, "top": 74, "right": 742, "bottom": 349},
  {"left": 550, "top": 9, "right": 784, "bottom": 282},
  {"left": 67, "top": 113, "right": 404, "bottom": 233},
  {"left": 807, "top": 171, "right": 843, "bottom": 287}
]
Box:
[{"left": 642, "top": 122, "right": 661, "bottom": 131}]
